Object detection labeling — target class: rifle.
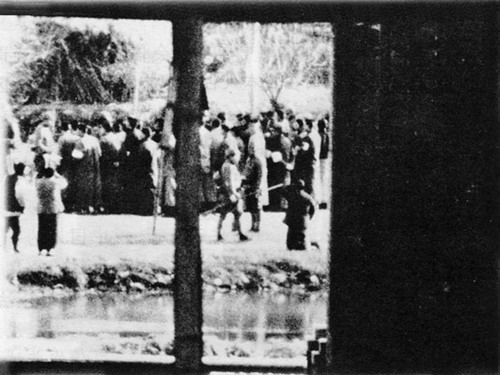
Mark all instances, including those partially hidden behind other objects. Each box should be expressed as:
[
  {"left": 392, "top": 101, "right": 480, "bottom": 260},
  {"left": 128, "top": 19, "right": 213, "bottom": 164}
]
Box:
[{"left": 200, "top": 182, "right": 285, "bottom": 216}]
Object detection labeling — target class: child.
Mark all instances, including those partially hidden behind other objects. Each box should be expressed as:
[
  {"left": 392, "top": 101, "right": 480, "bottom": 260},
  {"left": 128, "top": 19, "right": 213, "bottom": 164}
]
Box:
[
  {"left": 283, "top": 179, "right": 316, "bottom": 251},
  {"left": 35, "top": 168, "right": 67, "bottom": 256}
]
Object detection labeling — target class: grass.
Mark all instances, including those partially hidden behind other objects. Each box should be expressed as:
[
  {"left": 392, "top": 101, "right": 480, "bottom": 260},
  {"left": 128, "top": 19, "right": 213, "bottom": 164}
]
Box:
[{"left": 2, "top": 208, "right": 330, "bottom": 294}]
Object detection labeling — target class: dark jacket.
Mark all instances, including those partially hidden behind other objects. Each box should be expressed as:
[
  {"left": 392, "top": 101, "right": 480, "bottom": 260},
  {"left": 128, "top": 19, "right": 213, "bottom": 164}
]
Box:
[{"left": 6, "top": 174, "right": 23, "bottom": 213}]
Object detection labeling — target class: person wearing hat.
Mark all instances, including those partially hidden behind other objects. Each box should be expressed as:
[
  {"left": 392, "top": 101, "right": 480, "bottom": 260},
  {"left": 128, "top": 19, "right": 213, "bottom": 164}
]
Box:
[{"left": 217, "top": 148, "right": 249, "bottom": 241}]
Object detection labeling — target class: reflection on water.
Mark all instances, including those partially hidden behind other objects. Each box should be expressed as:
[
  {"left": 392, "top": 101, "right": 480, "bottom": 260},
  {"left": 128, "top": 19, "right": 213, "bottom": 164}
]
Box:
[
  {"left": 204, "top": 293, "right": 326, "bottom": 342},
  {"left": 1, "top": 292, "right": 326, "bottom": 347}
]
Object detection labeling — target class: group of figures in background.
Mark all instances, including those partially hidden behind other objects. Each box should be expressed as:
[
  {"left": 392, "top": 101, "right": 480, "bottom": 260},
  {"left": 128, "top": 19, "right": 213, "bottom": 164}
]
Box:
[{"left": 5, "top": 104, "right": 331, "bottom": 252}]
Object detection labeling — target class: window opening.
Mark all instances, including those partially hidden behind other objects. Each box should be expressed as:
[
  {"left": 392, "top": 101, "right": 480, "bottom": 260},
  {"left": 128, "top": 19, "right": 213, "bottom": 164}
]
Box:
[
  {"left": 200, "top": 22, "right": 333, "bottom": 367},
  {"left": 1, "top": 15, "right": 176, "bottom": 362},
  {"left": 1, "top": 15, "right": 334, "bottom": 369}
]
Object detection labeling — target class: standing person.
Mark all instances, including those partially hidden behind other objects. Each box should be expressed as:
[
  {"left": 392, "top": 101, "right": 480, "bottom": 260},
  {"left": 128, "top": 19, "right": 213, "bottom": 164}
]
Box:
[
  {"left": 217, "top": 149, "right": 249, "bottom": 242},
  {"left": 283, "top": 179, "right": 316, "bottom": 251},
  {"left": 199, "top": 119, "right": 217, "bottom": 211},
  {"left": 210, "top": 120, "right": 240, "bottom": 174},
  {"left": 318, "top": 118, "right": 330, "bottom": 208},
  {"left": 276, "top": 109, "right": 290, "bottom": 135},
  {"left": 33, "top": 110, "right": 59, "bottom": 173},
  {"left": 35, "top": 167, "right": 67, "bottom": 256},
  {"left": 307, "top": 117, "right": 322, "bottom": 200},
  {"left": 73, "top": 123, "right": 102, "bottom": 214},
  {"left": 57, "top": 119, "right": 79, "bottom": 212},
  {"left": 265, "top": 123, "right": 290, "bottom": 211},
  {"left": 99, "top": 118, "right": 122, "bottom": 214},
  {"left": 130, "top": 127, "right": 157, "bottom": 216},
  {"left": 4, "top": 163, "right": 27, "bottom": 253},
  {"left": 247, "top": 117, "right": 269, "bottom": 208},
  {"left": 159, "top": 128, "right": 176, "bottom": 217},
  {"left": 291, "top": 120, "right": 316, "bottom": 196},
  {"left": 244, "top": 144, "right": 263, "bottom": 232}
]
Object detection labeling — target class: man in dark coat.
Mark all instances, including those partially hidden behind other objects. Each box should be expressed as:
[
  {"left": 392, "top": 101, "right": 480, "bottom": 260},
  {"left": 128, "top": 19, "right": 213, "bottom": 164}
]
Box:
[
  {"left": 57, "top": 119, "right": 79, "bottom": 212},
  {"left": 5, "top": 163, "right": 26, "bottom": 253},
  {"left": 283, "top": 179, "right": 316, "bottom": 251},
  {"left": 291, "top": 121, "right": 316, "bottom": 196}
]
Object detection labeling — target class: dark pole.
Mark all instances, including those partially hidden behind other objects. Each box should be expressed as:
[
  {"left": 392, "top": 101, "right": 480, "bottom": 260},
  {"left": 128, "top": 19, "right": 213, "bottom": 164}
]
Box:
[{"left": 172, "top": 16, "right": 204, "bottom": 372}]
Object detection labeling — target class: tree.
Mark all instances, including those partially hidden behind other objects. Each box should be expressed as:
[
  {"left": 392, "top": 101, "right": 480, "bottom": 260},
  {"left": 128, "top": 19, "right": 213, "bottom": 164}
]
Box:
[
  {"left": 260, "top": 23, "right": 333, "bottom": 110},
  {"left": 10, "top": 20, "right": 135, "bottom": 105},
  {"left": 202, "top": 22, "right": 333, "bottom": 110}
]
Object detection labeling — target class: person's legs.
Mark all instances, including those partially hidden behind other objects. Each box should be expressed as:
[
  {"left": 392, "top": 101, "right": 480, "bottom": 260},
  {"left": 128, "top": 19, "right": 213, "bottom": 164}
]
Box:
[
  {"left": 250, "top": 211, "right": 261, "bottom": 232},
  {"left": 46, "top": 214, "right": 57, "bottom": 254},
  {"left": 217, "top": 212, "right": 227, "bottom": 240},
  {"left": 38, "top": 214, "right": 47, "bottom": 253},
  {"left": 233, "top": 209, "right": 248, "bottom": 241},
  {"left": 10, "top": 216, "right": 20, "bottom": 252}
]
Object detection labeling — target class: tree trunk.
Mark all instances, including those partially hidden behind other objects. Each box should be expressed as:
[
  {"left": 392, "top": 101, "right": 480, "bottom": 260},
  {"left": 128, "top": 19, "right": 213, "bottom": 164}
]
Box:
[{"left": 172, "top": 16, "right": 204, "bottom": 372}]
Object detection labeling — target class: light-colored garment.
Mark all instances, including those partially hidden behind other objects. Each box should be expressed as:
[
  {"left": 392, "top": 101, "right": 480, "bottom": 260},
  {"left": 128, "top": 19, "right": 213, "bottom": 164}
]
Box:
[
  {"left": 221, "top": 161, "right": 242, "bottom": 198},
  {"left": 248, "top": 128, "right": 269, "bottom": 206},
  {"left": 35, "top": 125, "right": 56, "bottom": 154},
  {"left": 143, "top": 139, "right": 160, "bottom": 188},
  {"left": 74, "top": 134, "right": 102, "bottom": 210},
  {"left": 159, "top": 134, "right": 176, "bottom": 208},
  {"left": 199, "top": 125, "right": 212, "bottom": 173},
  {"left": 36, "top": 175, "right": 67, "bottom": 214},
  {"left": 309, "top": 127, "right": 322, "bottom": 200}
]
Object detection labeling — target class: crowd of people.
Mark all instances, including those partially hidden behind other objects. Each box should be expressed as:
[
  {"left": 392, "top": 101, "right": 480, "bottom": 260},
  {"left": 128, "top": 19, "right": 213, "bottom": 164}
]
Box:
[{"left": 5, "top": 105, "right": 331, "bottom": 253}]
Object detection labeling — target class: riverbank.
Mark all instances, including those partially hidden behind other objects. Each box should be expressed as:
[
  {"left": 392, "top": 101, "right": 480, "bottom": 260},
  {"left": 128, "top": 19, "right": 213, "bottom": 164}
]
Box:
[
  {"left": 1, "top": 211, "right": 329, "bottom": 361},
  {"left": 8, "top": 257, "right": 327, "bottom": 296},
  {"left": 2, "top": 211, "right": 330, "bottom": 297}
]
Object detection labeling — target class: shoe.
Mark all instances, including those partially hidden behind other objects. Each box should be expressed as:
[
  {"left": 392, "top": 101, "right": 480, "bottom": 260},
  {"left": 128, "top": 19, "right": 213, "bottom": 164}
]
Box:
[
  {"left": 239, "top": 234, "right": 249, "bottom": 241},
  {"left": 250, "top": 227, "right": 260, "bottom": 232},
  {"left": 217, "top": 234, "right": 224, "bottom": 241}
]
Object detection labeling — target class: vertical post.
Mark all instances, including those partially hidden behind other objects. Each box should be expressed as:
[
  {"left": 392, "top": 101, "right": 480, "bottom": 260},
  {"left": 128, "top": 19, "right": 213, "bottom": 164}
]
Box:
[
  {"left": 248, "top": 22, "right": 261, "bottom": 116},
  {"left": 328, "top": 17, "right": 383, "bottom": 371},
  {"left": 172, "top": 17, "right": 204, "bottom": 372}
]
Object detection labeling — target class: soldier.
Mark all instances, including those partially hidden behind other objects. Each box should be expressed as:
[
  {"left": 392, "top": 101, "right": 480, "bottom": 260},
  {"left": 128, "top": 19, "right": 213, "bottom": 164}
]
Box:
[
  {"left": 244, "top": 143, "right": 263, "bottom": 232},
  {"left": 216, "top": 148, "right": 249, "bottom": 242}
]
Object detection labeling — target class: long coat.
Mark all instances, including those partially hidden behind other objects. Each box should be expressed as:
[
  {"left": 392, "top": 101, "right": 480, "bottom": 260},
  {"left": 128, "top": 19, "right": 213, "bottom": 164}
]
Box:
[
  {"left": 74, "top": 134, "right": 102, "bottom": 212},
  {"left": 100, "top": 133, "right": 122, "bottom": 213},
  {"left": 284, "top": 185, "right": 316, "bottom": 250}
]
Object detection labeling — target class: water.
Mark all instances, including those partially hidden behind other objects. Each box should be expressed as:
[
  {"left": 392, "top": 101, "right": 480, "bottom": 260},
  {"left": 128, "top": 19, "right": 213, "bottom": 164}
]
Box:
[{"left": 1, "top": 292, "right": 327, "bottom": 355}]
